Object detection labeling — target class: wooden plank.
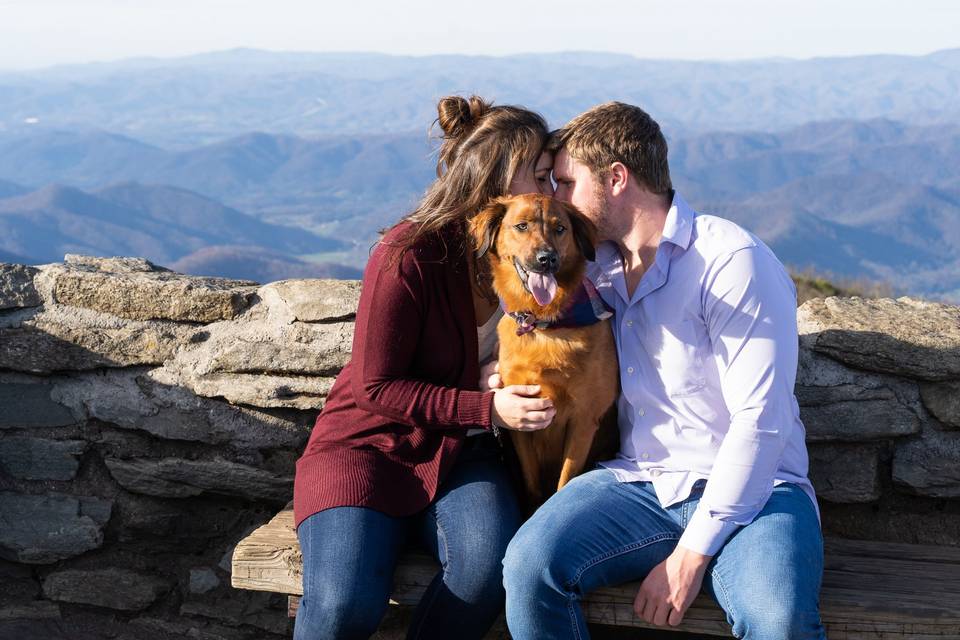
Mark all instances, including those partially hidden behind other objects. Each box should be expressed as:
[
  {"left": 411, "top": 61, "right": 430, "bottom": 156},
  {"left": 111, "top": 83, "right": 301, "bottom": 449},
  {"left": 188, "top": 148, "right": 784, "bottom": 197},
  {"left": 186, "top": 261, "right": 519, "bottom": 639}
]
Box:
[{"left": 233, "top": 507, "right": 960, "bottom": 637}]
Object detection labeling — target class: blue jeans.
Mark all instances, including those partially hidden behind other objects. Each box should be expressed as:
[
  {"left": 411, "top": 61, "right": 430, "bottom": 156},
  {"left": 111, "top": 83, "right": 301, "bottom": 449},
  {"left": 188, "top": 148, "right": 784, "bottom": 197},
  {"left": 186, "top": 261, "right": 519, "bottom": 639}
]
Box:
[
  {"left": 293, "top": 434, "right": 521, "bottom": 640},
  {"left": 503, "top": 469, "right": 826, "bottom": 639}
]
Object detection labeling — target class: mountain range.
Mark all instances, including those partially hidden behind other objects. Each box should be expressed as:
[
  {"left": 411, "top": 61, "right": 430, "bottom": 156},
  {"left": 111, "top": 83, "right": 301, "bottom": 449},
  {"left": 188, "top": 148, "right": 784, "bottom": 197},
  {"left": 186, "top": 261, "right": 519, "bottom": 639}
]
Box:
[
  {"left": 0, "top": 49, "right": 958, "bottom": 297},
  {"left": 1, "top": 48, "right": 959, "bottom": 148}
]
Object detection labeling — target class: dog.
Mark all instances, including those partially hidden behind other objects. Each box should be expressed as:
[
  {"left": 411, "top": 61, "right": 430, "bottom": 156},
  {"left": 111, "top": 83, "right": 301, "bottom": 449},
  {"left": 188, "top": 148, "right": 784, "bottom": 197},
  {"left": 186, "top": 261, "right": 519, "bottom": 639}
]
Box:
[{"left": 470, "top": 193, "right": 619, "bottom": 510}]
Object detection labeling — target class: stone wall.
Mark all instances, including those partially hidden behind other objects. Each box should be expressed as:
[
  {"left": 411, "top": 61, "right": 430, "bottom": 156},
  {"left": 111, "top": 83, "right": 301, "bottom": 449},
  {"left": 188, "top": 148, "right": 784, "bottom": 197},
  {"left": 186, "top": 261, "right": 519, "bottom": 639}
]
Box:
[{"left": 1, "top": 256, "right": 959, "bottom": 639}]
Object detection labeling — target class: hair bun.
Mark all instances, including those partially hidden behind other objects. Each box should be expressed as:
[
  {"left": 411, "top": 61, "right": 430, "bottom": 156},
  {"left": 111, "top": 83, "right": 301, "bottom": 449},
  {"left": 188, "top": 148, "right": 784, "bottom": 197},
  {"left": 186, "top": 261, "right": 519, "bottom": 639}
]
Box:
[{"left": 437, "top": 95, "right": 491, "bottom": 139}]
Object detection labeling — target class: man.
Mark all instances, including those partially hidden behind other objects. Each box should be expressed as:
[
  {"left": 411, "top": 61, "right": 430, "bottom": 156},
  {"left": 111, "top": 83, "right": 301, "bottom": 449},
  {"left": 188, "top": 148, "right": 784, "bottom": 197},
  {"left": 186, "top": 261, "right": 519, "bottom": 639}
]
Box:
[{"left": 500, "top": 102, "right": 826, "bottom": 639}]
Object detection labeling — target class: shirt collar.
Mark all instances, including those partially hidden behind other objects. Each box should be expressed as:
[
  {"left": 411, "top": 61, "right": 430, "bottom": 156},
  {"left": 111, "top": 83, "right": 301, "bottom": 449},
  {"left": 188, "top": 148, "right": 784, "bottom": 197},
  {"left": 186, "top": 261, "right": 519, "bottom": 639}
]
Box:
[{"left": 661, "top": 190, "right": 694, "bottom": 251}]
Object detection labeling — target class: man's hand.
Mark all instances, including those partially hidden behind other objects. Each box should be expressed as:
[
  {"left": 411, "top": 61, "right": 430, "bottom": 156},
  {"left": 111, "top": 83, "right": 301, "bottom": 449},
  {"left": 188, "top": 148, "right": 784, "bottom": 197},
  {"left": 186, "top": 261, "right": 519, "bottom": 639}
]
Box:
[
  {"left": 479, "top": 359, "right": 502, "bottom": 391},
  {"left": 633, "top": 546, "right": 711, "bottom": 627}
]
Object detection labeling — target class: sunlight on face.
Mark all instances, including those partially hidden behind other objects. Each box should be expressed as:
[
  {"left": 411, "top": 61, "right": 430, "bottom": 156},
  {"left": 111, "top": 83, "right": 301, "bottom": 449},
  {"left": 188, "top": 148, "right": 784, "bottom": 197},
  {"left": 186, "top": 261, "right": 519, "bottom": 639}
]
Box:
[{"left": 508, "top": 152, "right": 555, "bottom": 196}]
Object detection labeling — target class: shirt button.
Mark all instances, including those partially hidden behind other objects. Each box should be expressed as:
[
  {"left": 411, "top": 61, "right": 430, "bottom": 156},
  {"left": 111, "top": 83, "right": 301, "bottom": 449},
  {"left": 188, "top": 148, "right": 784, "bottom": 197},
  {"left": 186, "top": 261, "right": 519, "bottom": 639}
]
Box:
[
  {"left": 627, "top": 366, "right": 635, "bottom": 374},
  {"left": 627, "top": 320, "right": 633, "bottom": 327},
  {"left": 641, "top": 452, "right": 649, "bottom": 460},
  {"left": 638, "top": 407, "right": 645, "bottom": 417}
]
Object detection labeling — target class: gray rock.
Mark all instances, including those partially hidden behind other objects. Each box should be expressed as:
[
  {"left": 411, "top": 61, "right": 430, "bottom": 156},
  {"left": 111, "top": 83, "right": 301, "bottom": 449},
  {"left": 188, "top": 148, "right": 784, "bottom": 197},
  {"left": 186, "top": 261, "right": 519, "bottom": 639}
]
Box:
[
  {"left": 40, "top": 255, "right": 258, "bottom": 323},
  {"left": 0, "top": 437, "right": 87, "bottom": 480},
  {"left": 0, "top": 304, "right": 198, "bottom": 373},
  {"left": 180, "top": 590, "right": 290, "bottom": 635},
  {"left": 808, "top": 443, "right": 882, "bottom": 503},
  {"left": 51, "top": 368, "right": 311, "bottom": 449},
  {"left": 104, "top": 457, "right": 293, "bottom": 502},
  {"left": 259, "top": 279, "right": 360, "bottom": 323},
  {"left": 189, "top": 568, "right": 221, "bottom": 594},
  {"left": 795, "top": 349, "right": 921, "bottom": 442},
  {"left": 893, "top": 426, "right": 960, "bottom": 498},
  {"left": 0, "top": 492, "right": 111, "bottom": 564},
  {"left": 42, "top": 568, "right": 169, "bottom": 611},
  {"left": 919, "top": 381, "right": 960, "bottom": 430},
  {"left": 0, "top": 378, "right": 77, "bottom": 429},
  {"left": 797, "top": 296, "right": 960, "bottom": 381},
  {"left": 0, "top": 602, "right": 60, "bottom": 621},
  {"left": 0, "top": 264, "right": 41, "bottom": 310},
  {"left": 156, "top": 369, "right": 335, "bottom": 410}
]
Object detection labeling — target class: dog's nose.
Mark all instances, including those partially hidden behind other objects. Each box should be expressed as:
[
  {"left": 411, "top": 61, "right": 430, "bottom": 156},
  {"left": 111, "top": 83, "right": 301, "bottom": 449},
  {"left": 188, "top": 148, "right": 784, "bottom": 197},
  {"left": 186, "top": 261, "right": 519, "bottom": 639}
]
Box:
[{"left": 535, "top": 249, "right": 559, "bottom": 271}]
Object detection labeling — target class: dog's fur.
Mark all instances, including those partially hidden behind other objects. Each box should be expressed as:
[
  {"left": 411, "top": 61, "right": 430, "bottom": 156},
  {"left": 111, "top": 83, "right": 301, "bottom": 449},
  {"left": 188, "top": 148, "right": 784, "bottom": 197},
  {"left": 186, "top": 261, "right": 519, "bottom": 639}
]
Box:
[{"left": 470, "top": 194, "right": 619, "bottom": 510}]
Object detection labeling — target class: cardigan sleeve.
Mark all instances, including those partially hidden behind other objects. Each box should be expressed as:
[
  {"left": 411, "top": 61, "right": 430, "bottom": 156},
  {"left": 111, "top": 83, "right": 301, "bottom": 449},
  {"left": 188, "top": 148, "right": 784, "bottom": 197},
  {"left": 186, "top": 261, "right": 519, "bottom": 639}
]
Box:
[{"left": 350, "top": 242, "right": 495, "bottom": 430}]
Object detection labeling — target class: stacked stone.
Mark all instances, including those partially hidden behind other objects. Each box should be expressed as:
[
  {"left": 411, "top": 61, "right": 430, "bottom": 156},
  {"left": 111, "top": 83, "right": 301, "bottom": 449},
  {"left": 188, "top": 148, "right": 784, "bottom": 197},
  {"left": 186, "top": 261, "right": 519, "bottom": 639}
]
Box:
[
  {"left": 0, "top": 256, "right": 358, "bottom": 640},
  {"left": 2, "top": 256, "right": 960, "bottom": 639},
  {"left": 798, "top": 296, "right": 960, "bottom": 546}
]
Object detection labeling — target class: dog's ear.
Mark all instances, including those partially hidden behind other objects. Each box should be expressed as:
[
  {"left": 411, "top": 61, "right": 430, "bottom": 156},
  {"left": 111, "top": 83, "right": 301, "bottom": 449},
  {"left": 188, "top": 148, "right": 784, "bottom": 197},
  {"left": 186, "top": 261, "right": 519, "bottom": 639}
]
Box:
[
  {"left": 565, "top": 205, "right": 598, "bottom": 262},
  {"left": 469, "top": 197, "right": 510, "bottom": 259}
]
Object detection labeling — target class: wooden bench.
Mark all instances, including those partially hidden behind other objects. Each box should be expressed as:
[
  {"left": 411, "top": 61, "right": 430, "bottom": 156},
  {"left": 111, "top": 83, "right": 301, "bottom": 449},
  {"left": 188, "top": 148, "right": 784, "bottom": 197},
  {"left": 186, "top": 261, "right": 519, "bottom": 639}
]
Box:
[{"left": 232, "top": 506, "right": 960, "bottom": 638}]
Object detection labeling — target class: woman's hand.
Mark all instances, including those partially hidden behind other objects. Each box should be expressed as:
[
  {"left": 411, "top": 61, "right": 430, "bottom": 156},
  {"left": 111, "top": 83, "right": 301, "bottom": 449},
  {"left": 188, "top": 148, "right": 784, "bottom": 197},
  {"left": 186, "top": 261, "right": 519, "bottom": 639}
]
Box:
[
  {"left": 493, "top": 385, "right": 555, "bottom": 431},
  {"left": 479, "top": 360, "right": 502, "bottom": 392}
]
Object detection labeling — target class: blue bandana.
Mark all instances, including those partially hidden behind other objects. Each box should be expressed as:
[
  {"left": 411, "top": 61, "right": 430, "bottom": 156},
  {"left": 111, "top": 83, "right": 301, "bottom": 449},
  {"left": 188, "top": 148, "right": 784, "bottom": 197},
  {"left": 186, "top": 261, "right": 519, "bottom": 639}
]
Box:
[{"left": 502, "top": 278, "right": 613, "bottom": 336}]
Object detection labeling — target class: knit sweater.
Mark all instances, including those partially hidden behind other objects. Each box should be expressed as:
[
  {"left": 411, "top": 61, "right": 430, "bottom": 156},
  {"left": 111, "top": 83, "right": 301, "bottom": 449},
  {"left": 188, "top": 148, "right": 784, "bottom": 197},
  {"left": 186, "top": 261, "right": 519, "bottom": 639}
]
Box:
[{"left": 293, "top": 221, "right": 495, "bottom": 528}]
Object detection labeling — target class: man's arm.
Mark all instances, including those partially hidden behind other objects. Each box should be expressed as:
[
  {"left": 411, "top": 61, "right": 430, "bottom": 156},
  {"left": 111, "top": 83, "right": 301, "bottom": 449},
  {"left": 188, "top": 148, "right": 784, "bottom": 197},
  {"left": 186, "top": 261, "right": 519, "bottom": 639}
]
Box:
[{"left": 635, "top": 244, "right": 800, "bottom": 626}]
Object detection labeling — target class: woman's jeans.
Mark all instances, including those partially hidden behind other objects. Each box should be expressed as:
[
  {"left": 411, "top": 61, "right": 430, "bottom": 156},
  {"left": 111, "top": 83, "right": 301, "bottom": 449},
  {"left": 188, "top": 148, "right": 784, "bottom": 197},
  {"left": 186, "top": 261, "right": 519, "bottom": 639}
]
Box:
[
  {"left": 293, "top": 433, "right": 521, "bottom": 640},
  {"left": 503, "top": 469, "right": 826, "bottom": 639}
]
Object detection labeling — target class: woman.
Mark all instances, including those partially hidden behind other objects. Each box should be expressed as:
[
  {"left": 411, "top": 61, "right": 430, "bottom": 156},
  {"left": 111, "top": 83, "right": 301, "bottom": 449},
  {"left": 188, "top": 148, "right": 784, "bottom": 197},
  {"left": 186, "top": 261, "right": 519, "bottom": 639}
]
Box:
[{"left": 293, "top": 95, "right": 556, "bottom": 640}]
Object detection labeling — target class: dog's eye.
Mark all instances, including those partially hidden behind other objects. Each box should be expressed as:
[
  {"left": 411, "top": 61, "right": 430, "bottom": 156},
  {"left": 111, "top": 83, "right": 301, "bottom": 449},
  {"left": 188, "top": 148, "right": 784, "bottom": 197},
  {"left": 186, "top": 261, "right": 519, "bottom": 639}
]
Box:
[
  {"left": 555, "top": 224, "right": 566, "bottom": 234},
  {"left": 514, "top": 222, "right": 528, "bottom": 232}
]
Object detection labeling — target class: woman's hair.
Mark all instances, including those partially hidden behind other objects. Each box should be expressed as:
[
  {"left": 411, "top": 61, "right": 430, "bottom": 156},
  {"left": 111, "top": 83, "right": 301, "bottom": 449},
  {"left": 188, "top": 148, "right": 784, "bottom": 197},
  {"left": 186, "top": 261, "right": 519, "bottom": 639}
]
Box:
[{"left": 386, "top": 95, "right": 549, "bottom": 259}]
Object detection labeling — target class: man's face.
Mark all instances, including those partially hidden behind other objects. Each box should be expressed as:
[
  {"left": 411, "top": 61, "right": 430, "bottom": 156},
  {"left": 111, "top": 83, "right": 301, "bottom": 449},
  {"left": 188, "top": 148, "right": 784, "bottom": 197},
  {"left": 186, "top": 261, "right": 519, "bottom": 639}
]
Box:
[{"left": 552, "top": 148, "right": 610, "bottom": 240}]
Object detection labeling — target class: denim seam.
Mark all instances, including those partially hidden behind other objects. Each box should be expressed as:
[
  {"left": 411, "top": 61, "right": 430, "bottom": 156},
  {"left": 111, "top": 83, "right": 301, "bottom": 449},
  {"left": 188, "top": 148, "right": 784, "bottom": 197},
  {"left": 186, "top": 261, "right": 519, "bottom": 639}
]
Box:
[
  {"left": 408, "top": 509, "right": 450, "bottom": 640},
  {"left": 562, "top": 531, "right": 679, "bottom": 591},
  {"left": 710, "top": 568, "right": 741, "bottom": 640}
]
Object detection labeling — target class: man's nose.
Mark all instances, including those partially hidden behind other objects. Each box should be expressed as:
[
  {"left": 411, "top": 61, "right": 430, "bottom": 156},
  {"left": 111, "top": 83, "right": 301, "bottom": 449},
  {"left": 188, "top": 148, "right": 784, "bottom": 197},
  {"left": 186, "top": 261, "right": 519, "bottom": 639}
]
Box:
[{"left": 535, "top": 248, "right": 559, "bottom": 270}]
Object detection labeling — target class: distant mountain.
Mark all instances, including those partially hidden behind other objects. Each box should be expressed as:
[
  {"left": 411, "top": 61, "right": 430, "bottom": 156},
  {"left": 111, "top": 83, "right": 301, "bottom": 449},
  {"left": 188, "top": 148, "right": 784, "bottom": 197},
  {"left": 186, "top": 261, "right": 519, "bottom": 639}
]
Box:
[
  {"left": 2, "top": 118, "right": 960, "bottom": 298},
  {"left": 0, "top": 179, "right": 27, "bottom": 198},
  {"left": 1, "top": 48, "right": 958, "bottom": 147},
  {"left": 0, "top": 183, "right": 345, "bottom": 266},
  {"left": 170, "top": 245, "right": 361, "bottom": 283}
]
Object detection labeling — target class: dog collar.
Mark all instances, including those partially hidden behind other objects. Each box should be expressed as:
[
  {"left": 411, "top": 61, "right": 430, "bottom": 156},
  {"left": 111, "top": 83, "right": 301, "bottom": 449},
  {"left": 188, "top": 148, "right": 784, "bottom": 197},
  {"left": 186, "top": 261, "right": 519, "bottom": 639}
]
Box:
[{"left": 501, "top": 278, "right": 613, "bottom": 336}]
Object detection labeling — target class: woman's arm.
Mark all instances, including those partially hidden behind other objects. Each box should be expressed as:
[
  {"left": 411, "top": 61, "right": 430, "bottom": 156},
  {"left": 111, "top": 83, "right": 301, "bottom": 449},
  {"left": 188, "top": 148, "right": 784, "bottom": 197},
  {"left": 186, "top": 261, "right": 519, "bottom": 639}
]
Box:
[{"left": 351, "top": 244, "right": 495, "bottom": 429}]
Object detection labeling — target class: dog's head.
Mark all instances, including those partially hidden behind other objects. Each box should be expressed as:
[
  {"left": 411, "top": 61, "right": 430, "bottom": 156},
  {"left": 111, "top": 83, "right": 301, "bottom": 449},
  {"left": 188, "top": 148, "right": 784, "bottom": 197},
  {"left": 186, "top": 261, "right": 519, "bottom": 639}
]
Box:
[{"left": 469, "top": 193, "right": 598, "bottom": 315}]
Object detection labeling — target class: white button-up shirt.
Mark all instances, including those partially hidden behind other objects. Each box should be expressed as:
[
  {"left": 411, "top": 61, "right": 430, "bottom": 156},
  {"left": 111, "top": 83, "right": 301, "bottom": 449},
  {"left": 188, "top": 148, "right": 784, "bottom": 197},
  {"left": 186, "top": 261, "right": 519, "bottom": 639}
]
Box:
[{"left": 588, "top": 192, "right": 818, "bottom": 556}]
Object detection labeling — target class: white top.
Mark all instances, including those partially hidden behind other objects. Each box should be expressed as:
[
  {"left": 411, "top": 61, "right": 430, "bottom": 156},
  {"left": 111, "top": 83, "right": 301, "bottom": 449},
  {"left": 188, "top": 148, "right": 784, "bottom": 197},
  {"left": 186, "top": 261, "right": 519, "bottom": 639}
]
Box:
[
  {"left": 467, "top": 307, "right": 504, "bottom": 437},
  {"left": 587, "top": 191, "right": 817, "bottom": 556}
]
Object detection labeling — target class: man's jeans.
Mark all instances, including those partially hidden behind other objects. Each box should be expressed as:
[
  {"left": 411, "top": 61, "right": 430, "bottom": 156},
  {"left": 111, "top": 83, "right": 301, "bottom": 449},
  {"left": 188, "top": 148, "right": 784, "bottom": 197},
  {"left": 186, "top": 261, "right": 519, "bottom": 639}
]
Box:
[
  {"left": 294, "top": 434, "right": 521, "bottom": 640},
  {"left": 503, "top": 469, "right": 826, "bottom": 639}
]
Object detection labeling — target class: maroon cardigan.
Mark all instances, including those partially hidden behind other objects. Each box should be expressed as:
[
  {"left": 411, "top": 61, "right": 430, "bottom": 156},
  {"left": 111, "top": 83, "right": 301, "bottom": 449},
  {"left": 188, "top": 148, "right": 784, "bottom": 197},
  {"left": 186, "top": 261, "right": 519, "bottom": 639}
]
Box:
[{"left": 293, "top": 221, "right": 496, "bottom": 528}]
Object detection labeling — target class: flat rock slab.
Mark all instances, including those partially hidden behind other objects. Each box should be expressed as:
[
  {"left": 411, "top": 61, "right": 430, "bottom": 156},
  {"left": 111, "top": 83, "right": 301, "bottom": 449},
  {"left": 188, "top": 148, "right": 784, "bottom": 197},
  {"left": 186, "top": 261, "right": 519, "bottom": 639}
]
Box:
[
  {"left": 0, "top": 437, "right": 87, "bottom": 480},
  {"left": 893, "top": 426, "right": 960, "bottom": 498},
  {"left": 0, "top": 264, "right": 41, "bottom": 310},
  {"left": 104, "top": 456, "right": 293, "bottom": 503},
  {"left": 808, "top": 443, "right": 882, "bottom": 503},
  {"left": 42, "top": 255, "right": 258, "bottom": 323},
  {"left": 0, "top": 379, "right": 77, "bottom": 429},
  {"left": 798, "top": 296, "right": 960, "bottom": 381},
  {"left": 919, "top": 380, "right": 960, "bottom": 429},
  {"left": 0, "top": 492, "right": 111, "bottom": 564},
  {"left": 42, "top": 568, "right": 169, "bottom": 611},
  {"left": 259, "top": 279, "right": 360, "bottom": 322}
]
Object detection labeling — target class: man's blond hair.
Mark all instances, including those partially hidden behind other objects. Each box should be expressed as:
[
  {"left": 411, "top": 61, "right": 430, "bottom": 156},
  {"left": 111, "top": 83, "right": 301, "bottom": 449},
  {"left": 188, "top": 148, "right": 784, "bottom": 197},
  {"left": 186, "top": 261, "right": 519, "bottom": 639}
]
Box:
[{"left": 550, "top": 101, "right": 672, "bottom": 194}]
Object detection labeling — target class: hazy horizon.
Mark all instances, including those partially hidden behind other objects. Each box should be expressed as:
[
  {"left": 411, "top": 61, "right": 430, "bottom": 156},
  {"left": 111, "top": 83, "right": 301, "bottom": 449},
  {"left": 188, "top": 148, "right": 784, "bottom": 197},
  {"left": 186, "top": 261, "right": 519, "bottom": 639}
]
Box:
[{"left": 1, "top": 0, "right": 958, "bottom": 70}]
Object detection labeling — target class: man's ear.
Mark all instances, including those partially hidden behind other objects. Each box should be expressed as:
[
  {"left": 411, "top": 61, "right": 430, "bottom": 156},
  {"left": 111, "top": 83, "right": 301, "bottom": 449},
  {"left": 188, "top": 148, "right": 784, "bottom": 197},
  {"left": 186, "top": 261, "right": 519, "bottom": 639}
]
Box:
[
  {"left": 565, "top": 205, "right": 598, "bottom": 262},
  {"left": 469, "top": 197, "right": 510, "bottom": 259}
]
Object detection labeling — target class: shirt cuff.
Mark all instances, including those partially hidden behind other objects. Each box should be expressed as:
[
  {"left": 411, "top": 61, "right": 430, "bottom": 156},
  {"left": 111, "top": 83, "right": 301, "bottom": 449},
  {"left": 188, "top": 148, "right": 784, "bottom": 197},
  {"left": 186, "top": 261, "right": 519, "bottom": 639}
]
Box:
[
  {"left": 677, "top": 505, "right": 741, "bottom": 556},
  {"left": 456, "top": 390, "right": 495, "bottom": 428}
]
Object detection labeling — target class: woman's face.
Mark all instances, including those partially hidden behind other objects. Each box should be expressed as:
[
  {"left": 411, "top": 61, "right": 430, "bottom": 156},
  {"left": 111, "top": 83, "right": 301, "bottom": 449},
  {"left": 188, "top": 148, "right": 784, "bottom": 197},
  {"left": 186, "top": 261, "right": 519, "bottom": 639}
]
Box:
[{"left": 508, "top": 152, "right": 555, "bottom": 196}]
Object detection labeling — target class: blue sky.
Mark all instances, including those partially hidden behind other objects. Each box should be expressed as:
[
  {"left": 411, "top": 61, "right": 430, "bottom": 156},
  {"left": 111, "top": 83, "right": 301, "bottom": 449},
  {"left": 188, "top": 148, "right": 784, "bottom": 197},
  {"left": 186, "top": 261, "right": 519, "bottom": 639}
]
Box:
[{"left": 1, "top": 0, "right": 958, "bottom": 70}]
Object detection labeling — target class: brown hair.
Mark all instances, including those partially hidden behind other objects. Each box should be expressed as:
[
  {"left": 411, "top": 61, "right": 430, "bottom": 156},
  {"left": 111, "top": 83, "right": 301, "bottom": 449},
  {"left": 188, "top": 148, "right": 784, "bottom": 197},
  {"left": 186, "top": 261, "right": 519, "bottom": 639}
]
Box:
[
  {"left": 549, "top": 101, "right": 672, "bottom": 194},
  {"left": 387, "top": 95, "right": 549, "bottom": 259}
]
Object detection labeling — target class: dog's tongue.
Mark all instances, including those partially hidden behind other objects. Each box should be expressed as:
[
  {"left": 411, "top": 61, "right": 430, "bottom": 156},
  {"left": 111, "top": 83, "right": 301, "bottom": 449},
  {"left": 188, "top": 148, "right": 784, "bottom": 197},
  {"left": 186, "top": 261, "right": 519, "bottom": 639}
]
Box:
[{"left": 527, "top": 272, "right": 557, "bottom": 307}]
